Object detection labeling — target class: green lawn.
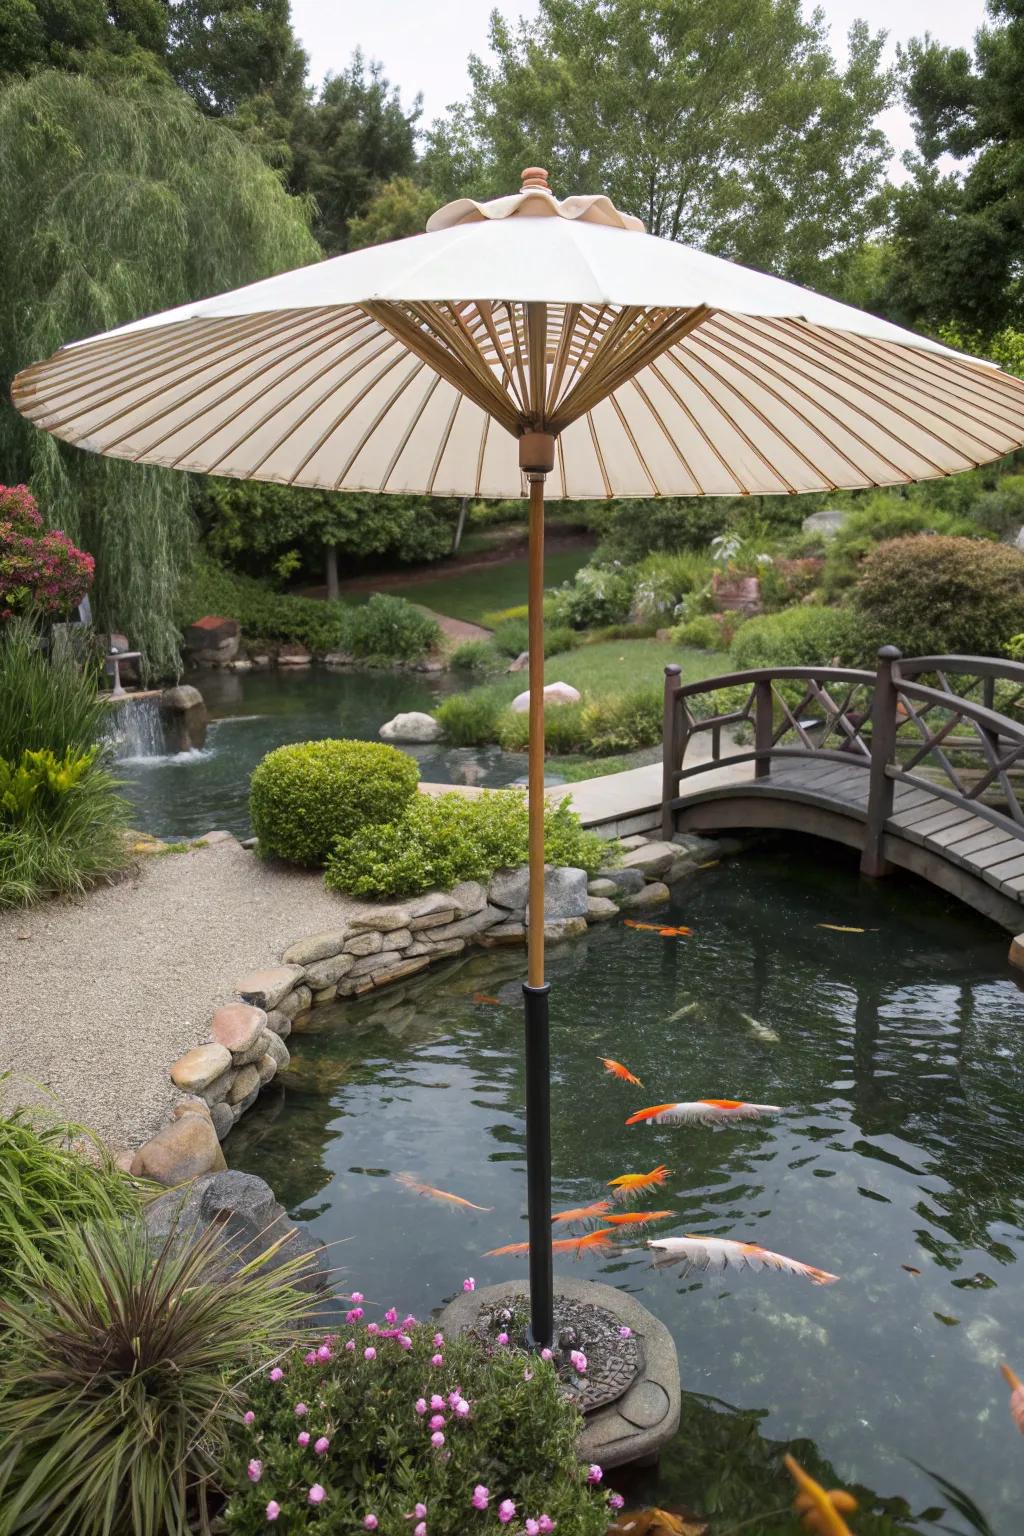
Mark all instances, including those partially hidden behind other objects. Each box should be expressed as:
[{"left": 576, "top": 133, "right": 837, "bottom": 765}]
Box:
[
  {"left": 365, "top": 547, "right": 593, "bottom": 626},
  {"left": 541, "top": 637, "right": 727, "bottom": 693}
]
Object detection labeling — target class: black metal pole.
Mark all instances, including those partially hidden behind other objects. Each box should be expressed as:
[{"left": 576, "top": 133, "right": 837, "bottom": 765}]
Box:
[{"left": 523, "top": 980, "right": 553, "bottom": 1348}]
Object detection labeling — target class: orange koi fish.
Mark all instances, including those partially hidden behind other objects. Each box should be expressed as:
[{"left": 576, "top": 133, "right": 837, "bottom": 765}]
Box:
[
  {"left": 604, "top": 1210, "right": 675, "bottom": 1228},
  {"left": 473, "top": 992, "right": 500, "bottom": 1004},
  {"left": 623, "top": 920, "right": 693, "bottom": 937},
  {"left": 552, "top": 1200, "right": 612, "bottom": 1225},
  {"left": 626, "top": 1099, "right": 780, "bottom": 1127},
  {"left": 393, "top": 1172, "right": 493, "bottom": 1211},
  {"left": 785, "top": 1455, "right": 858, "bottom": 1536},
  {"left": 648, "top": 1235, "right": 839, "bottom": 1285},
  {"left": 1002, "top": 1364, "right": 1024, "bottom": 1435},
  {"left": 607, "top": 1165, "right": 671, "bottom": 1201},
  {"left": 486, "top": 1228, "right": 617, "bottom": 1259},
  {"left": 598, "top": 1055, "right": 644, "bottom": 1087}
]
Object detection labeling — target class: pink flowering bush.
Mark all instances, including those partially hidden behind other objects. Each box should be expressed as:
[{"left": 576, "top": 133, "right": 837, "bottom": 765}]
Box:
[
  {"left": 225, "top": 1305, "right": 611, "bottom": 1534},
  {"left": 0, "top": 486, "right": 94, "bottom": 622}
]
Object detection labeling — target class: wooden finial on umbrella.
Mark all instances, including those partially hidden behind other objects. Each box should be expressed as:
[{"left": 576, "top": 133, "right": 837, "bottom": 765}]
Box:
[{"left": 520, "top": 166, "right": 551, "bottom": 192}]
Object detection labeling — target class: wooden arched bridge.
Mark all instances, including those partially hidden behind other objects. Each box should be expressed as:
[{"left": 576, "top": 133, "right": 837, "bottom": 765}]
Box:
[{"left": 660, "top": 650, "right": 1024, "bottom": 930}]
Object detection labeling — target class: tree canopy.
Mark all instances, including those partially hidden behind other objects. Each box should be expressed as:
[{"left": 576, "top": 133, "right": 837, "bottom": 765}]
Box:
[
  {"left": 0, "top": 68, "right": 318, "bottom": 676},
  {"left": 424, "top": 0, "right": 894, "bottom": 285}
]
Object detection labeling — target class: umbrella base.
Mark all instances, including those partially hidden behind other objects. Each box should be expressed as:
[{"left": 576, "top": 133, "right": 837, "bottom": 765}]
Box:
[{"left": 437, "top": 1277, "right": 681, "bottom": 1470}]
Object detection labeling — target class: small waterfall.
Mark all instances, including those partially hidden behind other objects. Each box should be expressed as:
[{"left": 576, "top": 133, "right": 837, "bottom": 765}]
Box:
[{"left": 107, "top": 696, "right": 167, "bottom": 761}]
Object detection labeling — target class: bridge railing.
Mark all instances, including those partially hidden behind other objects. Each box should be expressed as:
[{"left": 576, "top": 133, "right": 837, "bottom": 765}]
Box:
[{"left": 662, "top": 649, "right": 1024, "bottom": 871}]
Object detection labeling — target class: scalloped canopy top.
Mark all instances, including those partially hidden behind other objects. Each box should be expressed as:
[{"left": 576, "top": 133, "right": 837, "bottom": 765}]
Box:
[{"left": 426, "top": 166, "right": 646, "bottom": 233}]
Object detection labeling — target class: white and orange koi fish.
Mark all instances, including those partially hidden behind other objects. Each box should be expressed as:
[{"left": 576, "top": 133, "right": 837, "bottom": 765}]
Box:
[
  {"left": 626, "top": 1099, "right": 780, "bottom": 1127},
  {"left": 648, "top": 1235, "right": 838, "bottom": 1284},
  {"left": 551, "top": 1200, "right": 613, "bottom": 1225},
  {"left": 598, "top": 1055, "right": 644, "bottom": 1087},
  {"left": 393, "top": 1172, "right": 493, "bottom": 1211}
]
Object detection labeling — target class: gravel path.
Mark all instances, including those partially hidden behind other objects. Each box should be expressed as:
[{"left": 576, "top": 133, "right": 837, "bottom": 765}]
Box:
[{"left": 0, "top": 839, "right": 359, "bottom": 1153}]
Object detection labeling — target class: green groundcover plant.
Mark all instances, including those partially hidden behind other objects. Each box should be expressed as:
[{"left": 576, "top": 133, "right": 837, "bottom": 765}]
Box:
[
  {"left": 325, "top": 791, "right": 609, "bottom": 900},
  {"left": 224, "top": 1305, "right": 613, "bottom": 1535},
  {"left": 250, "top": 741, "right": 419, "bottom": 867}
]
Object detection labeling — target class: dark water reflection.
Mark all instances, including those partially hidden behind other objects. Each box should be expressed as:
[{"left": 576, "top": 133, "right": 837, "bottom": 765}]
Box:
[
  {"left": 117, "top": 666, "right": 526, "bottom": 840},
  {"left": 230, "top": 842, "right": 1024, "bottom": 1531}
]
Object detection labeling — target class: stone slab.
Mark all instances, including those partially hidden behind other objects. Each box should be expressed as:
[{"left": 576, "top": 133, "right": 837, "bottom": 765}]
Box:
[
  {"left": 437, "top": 1277, "right": 679, "bottom": 1470},
  {"left": 282, "top": 930, "right": 350, "bottom": 966},
  {"left": 619, "top": 881, "right": 671, "bottom": 910},
  {"left": 236, "top": 964, "right": 306, "bottom": 1010}
]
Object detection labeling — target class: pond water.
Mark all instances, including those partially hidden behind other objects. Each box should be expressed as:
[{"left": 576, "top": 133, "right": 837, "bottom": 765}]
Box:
[
  {"left": 230, "top": 839, "right": 1024, "bottom": 1533},
  {"left": 116, "top": 667, "right": 525, "bottom": 841}
]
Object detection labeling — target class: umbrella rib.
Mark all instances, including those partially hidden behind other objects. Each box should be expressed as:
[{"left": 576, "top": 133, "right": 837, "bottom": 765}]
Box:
[
  {"left": 367, "top": 301, "right": 520, "bottom": 433},
  {"left": 332, "top": 356, "right": 428, "bottom": 488},
  {"left": 545, "top": 304, "right": 581, "bottom": 419},
  {"left": 170, "top": 330, "right": 401, "bottom": 477},
  {"left": 623, "top": 373, "right": 705, "bottom": 494},
  {"left": 552, "top": 304, "right": 644, "bottom": 420},
  {"left": 505, "top": 302, "right": 532, "bottom": 419},
  {"left": 586, "top": 411, "right": 613, "bottom": 498},
  {"left": 276, "top": 347, "right": 412, "bottom": 486},
  {"left": 557, "top": 304, "right": 610, "bottom": 403},
  {"left": 100, "top": 312, "right": 372, "bottom": 456},
  {"left": 435, "top": 300, "right": 526, "bottom": 421},
  {"left": 378, "top": 373, "right": 443, "bottom": 492},
  {"left": 555, "top": 431, "right": 567, "bottom": 498},
  {"left": 475, "top": 301, "right": 527, "bottom": 413},
  {"left": 607, "top": 393, "right": 658, "bottom": 494},
  {"left": 774, "top": 320, "right": 1023, "bottom": 451},
  {"left": 553, "top": 305, "right": 711, "bottom": 427},
  {"left": 527, "top": 301, "right": 548, "bottom": 423},
  {"left": 646, "top": 355, "right": 749, "bottom": 494},
  {"left": 475, "top": 411, "right": 491, "bottom": 497},
  {"left": 11, "top": 310, "right": 256, "bottom": 396},
  {"left": 427, "top": 392, "right": 462, "bottom": 494},
  {"left": 691, "top": 326, "right": 897, "bottom": 484},
  {"left": 857, "top": 334, "right": 1024, "bottom": 437},
  {"left": 661, "top": 347, "right": 799, "bottom": 493},
  {"left": 706, "top": 318, "right": 927, "bottom": 481},
  {"left": 869, "top": 330, "right": 1024, "bottom": 412}
]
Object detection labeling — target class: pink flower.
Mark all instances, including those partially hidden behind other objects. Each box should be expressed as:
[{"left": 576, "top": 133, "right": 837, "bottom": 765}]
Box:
[
  {"left": 526, "top": 1522, "right": 540, "bottom": 1535},
  {"left": 266, "top": 1501, "right": 280, "bottom": 1522},
  {"left": 498, "top": 1499, "right": 516, "bottom": 1524},
  {"left": 304, "top": 1350, "right": 318, "bottom": 1365},
  {"left": 587, "top": 1464, "right": 603, "bottom": 1484},
  {"left": 608, "top": 1493, "right": 625, "bottom": 1511},
  {"left": 406, "top": 1503, "right": 427, "bottom": 1521},
  {"left": 364, "top": 1518, "right": 379, "bottom": 1531},
  {"left": 540, "top": 1348, "right": 552, "bottom": 1362},
  {"left": 497, "top": 1332, "right": 509, "bottom": 1346},
  {"left": 429, "top": 1414, "right": 446, "bottom": 1430},
  {"left": 471, "top": 1485, "right": 489, "bottom": 1510},
  {"left": 431, "top": 1431, "right": 445, "bottom": 1448},
  {"left": 434, "top": 1333, "right": 445, "bottom": 1348},
  {"left": 431, "top": 1353, "right": 443, "bottom": 1367},
  {"left": 399, "top": 1334, "right": 413, "bottom": 1349},
  {"left": 248, "top": 1459, "right": 262, "bottom": 1483},
  {"left": 385, "top": 1307, "right": 399, "bottom": 1323},
  {"left": 463, "top": 1277, "right": 476, "bottom": 1292},
  {"left": 538, "top": 1517, "right": 556, "bottom": 1533},
  {"left": 298, "top": 1432, "right": 310, "bottom": 1448},
  {"left": 570, "top": 1350, "right": 588, "bottom": 1374},
  {"left": 618, "top": 1326, "right": 632, "bottom": 1339},
  {"left": 346, "top": 1308, "right": 364, "bottom": 1323},
  {"left": 308, "top": 1483, "right": 326, "bottom": 1505},
  {"left": 454, "top": 1397, "right": 470, "bottom": 1417},
  {"left": 317, "top": 1344, "right": 332, "bottom": 1362},
  {"left": 414, "top": 1525, "right": 426, "bottom": 1536},
  {"left": 430, "top": 1394, "right": 445, "bottom": 1410},
  {"left": 403, "top": 1315, "right": 417, "bottom": 1329},
  {"left": 243, "top": 1411, "right": 255, "bottom": 1426},
  {"left": 523, "top": 1369, "right": 533, "bottom": 1382},
  {"left": 269, "top": 1367, "right": 284, "bottom": 1382},
  {"left": 295, "top": 1402, "right": 308, "bottom": 1417},
  {"left": 367, "top": 1323, "right": 380, "bottom": 1336},
  {"left": 345, "top": 1340, "right": 356, "bottom": 1352},
  {"left": 351, "top": 1291, "right": 364, "bottom": 1303},
  {"left": 415, "top": 1398, "right": 428, "bottom": 1416},
  {"left": 314, "top": 1437, "right": 330, "bottom": 1455},
  {"left": 364, "top": 1347, "right": 377, "bottom": 1361}
]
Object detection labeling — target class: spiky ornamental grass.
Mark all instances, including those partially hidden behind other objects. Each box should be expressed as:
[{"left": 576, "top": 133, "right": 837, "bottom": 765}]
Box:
[
  {"left": 224, "top": 1308, "right": 613, "bottom": 1535},
  {"left": 0, "top": 70, "right": 319, "bottom": 680},
  {"left": 0, "top": 1215, "right": 319, "bottom": 1536}
]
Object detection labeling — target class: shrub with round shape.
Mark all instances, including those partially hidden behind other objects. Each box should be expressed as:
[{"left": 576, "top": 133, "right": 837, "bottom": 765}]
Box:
[
  {"left": 250, "top": 739, "right": 418, "bottom": 867},
  {"left": 853, "top": 536, "right": 1024, "bottom": 659},
  {"left": 730, "top": 605, "right": 863, "bottom": 670}
]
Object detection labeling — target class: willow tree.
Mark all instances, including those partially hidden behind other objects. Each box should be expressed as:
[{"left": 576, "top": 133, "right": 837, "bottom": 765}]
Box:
[{"left": 0, "top": 68, "right": 319, "bottom": 676}]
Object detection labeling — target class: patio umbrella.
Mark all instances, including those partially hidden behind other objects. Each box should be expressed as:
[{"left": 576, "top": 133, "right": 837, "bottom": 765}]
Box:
[{"left": 13, "top": 166, "right": 1024, "bottom": 1346}]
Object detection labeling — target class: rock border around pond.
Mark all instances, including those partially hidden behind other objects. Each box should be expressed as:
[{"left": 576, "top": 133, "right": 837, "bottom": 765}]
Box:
[{"left": 132, "top": 830, "right": 745, "bottom": 1185}]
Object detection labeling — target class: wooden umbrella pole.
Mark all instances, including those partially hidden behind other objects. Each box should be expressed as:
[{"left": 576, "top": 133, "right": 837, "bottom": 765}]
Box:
[{"left": 520, "top": 430, "right": 555, "bottom": 1348}]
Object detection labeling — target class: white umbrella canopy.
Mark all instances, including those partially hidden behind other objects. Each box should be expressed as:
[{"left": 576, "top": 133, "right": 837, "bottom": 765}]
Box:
[
  {"left": 13, "top": 167, "right": 1024, "bottom": 498},
  {"left": 14, "top": 167, "right": 1024, "bottom": 1351}
]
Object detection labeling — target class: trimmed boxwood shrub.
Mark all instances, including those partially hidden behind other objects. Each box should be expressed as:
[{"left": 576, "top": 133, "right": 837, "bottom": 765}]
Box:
[
  {"left": 250, "top": 740, "right": 418, "bottom": 867},
  {"left": 853, "top": 536, "right": 1024, "bottom": 658},
  {"left": 730, "top": 605, "right": 864, "bottom": 670},
  {"left": 324, "top": 789, "right": 608, "bottom": 899}
]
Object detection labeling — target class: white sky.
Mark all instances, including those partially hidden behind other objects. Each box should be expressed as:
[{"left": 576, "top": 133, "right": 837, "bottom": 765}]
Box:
[{"left": 290, "top": 0, "right": 990, "bottom": 177}]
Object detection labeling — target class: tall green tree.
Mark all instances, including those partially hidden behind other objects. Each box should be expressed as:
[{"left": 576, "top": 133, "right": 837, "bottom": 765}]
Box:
[
  {"left": 880, "top": 1, "right": 1024, "bottom": 337},
  {"left": 0, "top": 69, "right": 319, "bottom": 677},
  {"left": 0, "top": 0, "right": 168, "bottom": 80},
  {"left": 289, "top": 51, "right": 421, "bottom": 254},
  {"left": 424, "top": 0, "right": 893, "bottom": 285}
]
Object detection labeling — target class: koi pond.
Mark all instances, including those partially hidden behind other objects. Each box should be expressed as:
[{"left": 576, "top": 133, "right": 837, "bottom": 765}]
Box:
[
  {"left": 230, "top": 839, "right": 1024, "bottom": 1532},
  {"left": 115, "top": 667, "right": 524, "bottom": 841}
]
